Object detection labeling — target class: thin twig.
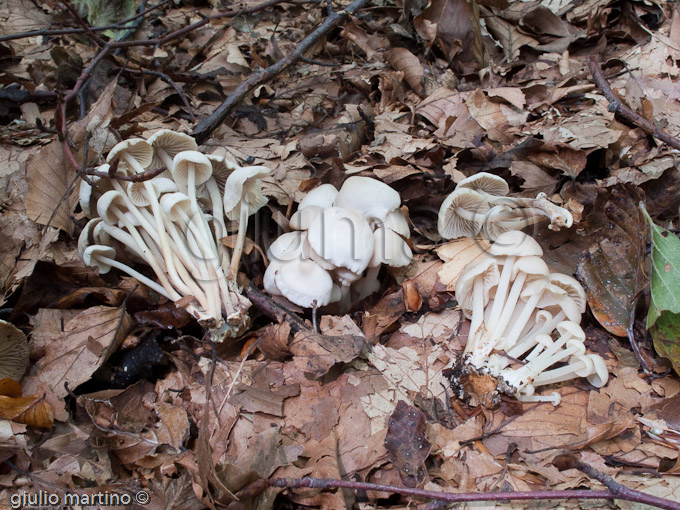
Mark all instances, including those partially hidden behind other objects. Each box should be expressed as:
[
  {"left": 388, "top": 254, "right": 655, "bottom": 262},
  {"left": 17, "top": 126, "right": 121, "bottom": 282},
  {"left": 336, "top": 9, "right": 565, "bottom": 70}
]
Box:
[
  {"left": 0, "top": 0, "right": 171, "bottom": 42},
  {"left": 269, "top": 477, "right": 619, "bottom": 505},
  {"left": 140, "top": 69, "right": 196, "bottom": 121},
  {"left": 58, "top": 0, "right": 107, "bottom": 47},
  {"left": 192, "top": 0, "right": 371, "bottom": 144},
  {"left": 587, "top": 57, "right": 680, "bottom": 151},
  {"left": 244, "top": 282, "right": 308, "bottom": 334},
  {"left": 85, "top": 166, "right": 167, "bottom": 182},
  {"left": 554, "top": 454, "right": 680, "bottom": 510}
]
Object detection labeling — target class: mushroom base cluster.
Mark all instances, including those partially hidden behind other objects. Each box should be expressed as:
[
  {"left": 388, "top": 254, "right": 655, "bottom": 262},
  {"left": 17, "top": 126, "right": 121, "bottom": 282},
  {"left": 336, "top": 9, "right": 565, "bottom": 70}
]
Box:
[
  {"left": 264, "top": 177, "right": 412, "bottom": 310},
  {"left": 78, "top": 132, "right": 270, "bottom": 340},
  {"left": 449, "top": 230, "right": 608, "bottom": 407}
]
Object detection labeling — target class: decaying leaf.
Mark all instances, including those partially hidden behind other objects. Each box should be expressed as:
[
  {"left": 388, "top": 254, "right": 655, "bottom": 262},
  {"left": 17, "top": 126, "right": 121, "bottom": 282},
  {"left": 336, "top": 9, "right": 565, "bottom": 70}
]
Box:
[
  {"left": 290, "top": 315, "right": 366, "bottom": 378},
  {"left": 384, "top": 400, "right": 431, "bottom": 487},
  {"left": 576, "top": 185, "right": 647, "bottom": 342}
]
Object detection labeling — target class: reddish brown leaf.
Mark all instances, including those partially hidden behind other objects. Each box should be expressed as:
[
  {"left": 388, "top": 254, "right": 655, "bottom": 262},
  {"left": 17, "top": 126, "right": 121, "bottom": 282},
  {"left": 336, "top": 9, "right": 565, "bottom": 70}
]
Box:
[
  {"left": 384, "top": 401, "right": 431, "bottom": 487},
  {"left": 576, "top": 184, "right": 647, "bottom": 338}
]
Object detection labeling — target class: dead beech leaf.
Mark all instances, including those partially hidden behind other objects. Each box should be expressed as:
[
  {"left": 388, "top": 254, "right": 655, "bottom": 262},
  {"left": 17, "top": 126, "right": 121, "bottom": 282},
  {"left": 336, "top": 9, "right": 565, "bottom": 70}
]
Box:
[
  {"left": 415, "top": 0, "right": 484, "bottom": 70},
  {"left": 25, "top": 81, "right": 116, "bottom": 232},
  {"left": 576, "top": 184, "right": 647, "bottom": 339},
  {"left": 564, "top": 414, "right": 636, "bottom": 451},
  {"left": 0, "top": 393, "right": 53, "bottom": 429},
  {"left": 384, "top": 401, "right": 431, "bottom": 487},
  {"left": 0, "top": 378, "right": 22, "bottom": 398},
  {"left": 290, "top": 316, "right": 366, "bottom": 378},
  {"left": 362, "top": 289, "right": 406, "bottom": 343},
  {"left": 23, "top": 305, "right": 132, "bottom": 420},
  {"left": 436, "top": 237, "right": 491, "bottom": 291},
  {"left": 482, "top": 6, "right": 538, "bottom": 62},
  {"left": 386, "top": 48, "right": 424, "bottom": 96}
]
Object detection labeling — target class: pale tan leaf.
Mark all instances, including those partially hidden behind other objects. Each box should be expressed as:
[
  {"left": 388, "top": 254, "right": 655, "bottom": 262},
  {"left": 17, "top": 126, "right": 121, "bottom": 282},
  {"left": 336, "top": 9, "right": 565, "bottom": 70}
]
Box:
[
  {"left": 23, "top": 305, "right": 132, "bottom": 420},
  {"left": 387, "top": 48, "right": 424, "bottom": 96},
  {"left": 25, "top": 81, "right": 116, "bottom": 232}
]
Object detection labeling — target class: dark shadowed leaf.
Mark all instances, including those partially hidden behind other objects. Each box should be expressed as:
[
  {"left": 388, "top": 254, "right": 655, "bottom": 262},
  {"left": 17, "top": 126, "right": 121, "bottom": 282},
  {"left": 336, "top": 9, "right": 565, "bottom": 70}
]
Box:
[
  {"left": 384, "top": 400, "right": 431, "bottom": 487},
  {"left": 576, "top": 184, "right": 647, "bottom": 340}
]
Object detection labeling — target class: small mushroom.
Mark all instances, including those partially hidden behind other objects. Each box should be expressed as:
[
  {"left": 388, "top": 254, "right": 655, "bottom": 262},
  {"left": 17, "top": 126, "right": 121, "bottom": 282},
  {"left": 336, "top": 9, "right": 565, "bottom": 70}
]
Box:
[
  {"left": 223, "top": 165, "right": 271, "bottom": 279},
  {"left": 438, "top": 188, "right": 490, "bottom": 239},
  {"left": 455, "top": 257, "right": 500, "bottom": 366},
  {"left": 146, "top": 129, "right": 198, "bottom": 173},
  {"left": 334, "top": 176, "right": 401, "bottom": 224},
  {"left": 273, "top": 259, "right": 334, "bottom": 308},
  {"left": 83, "top": 244, "right": 176, "bottom": 301},
  {"left": 0, "top": 320, "right": 29, "bottom": 382}
]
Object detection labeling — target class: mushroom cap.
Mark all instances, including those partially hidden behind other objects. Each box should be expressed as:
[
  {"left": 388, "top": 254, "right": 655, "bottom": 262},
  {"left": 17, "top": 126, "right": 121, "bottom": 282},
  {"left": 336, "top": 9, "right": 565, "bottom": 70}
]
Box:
[
  {"left": 334, "top": 176, "right": 401, "bottom": 222},
  {"left": 126, "top": 177, "right": 178, "bottom": 206},
  {"left": 78, "top": 218, "right": 102, "bottom": 258},
  {"left": 457, "top": 172, "right": 509, "bottom": 197},
  {"left": 83, "top": 244, "right": 117, "bottom": 273},
  {"left": 489, "top": 230, "right": 543, "bottom": 257},
  {"left": 567, "top": 353, "right": 595, "bottom": 378},
  {"left": 299, "top": 183, "right": 338, "bottom": 210},
  {"left": 107, "top": 139, "right": 154, "bottom": 173},
  {"left": 437, "top": 188, "right": 489, "bottom": 239},
  {"left": 263, "top": 259, "right": 284, "bottom": 296},
  {"left": 381, "top": 209, "right": 411, "bottom": 238},
  {"left": 274, "top": 259, "right": 334, "bottom": 307},
  {"left": 290, "top": 205, "right": 323, "bottom": 231},
  {"left": 97, "top": 190, "right": 127, "bottom": 224},
  {"left": 585, "top": 354, "right": 609, "bottom": 387},
  {"left": 369, "top": 227, "right": 412, "bottom": 268},
  {"left": 0, "top": 320, "right": 29, "bottom": 381},
  {"left": 556, "top": 321, "right": 585, "bottom": 343},
  {"left": 172, "top": 151, "right": 213, "bottom": 188},
  {"left": 146, "top": 130, "right": 198, "bottom": 169},
  {"left": 548, "top": 273, "right": 587, "bottom": 313},
  {"left": 455, "top": 257, "right": 500, "bottom": 318},
  {"left": 160, "top": 192, "right": 193, "bottom": 222},
  {"left": 511, "top": 256, "right": 550, "bottom": 281},
  {"left": 223, "top": 165, "right": 271, "bottom": 220},
  {"left": 307, "top": 206, "right": 375, "bottom": 274},
  {"left": 518, "top": 277, "right": 554, "bottom": 306},
  {"left": 334, "top": 266, "right": 363, "bottom": 286},
  {"left": 267, "top": 231, "right": 308, "bottom": 262},
  {"left": 79, "top": 176, "right": 99, "bottom": 217},
  {"left": 206, "top": 154, "right": 237, "bottom": 191},
  {"left": 481, "top": 204, "right": 521, "bottom": 240}
]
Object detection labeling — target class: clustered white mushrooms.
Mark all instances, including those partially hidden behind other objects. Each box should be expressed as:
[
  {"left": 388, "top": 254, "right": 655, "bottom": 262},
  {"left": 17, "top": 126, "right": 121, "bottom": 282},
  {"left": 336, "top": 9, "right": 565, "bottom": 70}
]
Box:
[
  {"left": 263, "top": 176, "right": 412, "bottom": 310},
  {"left": 78, "top": 130, "right": 270, "bottom": 338},
  {"left": 455, "top": 230, "right": 608, "bottom": 406},
  {"left": 438, "top": 172, "right": 573, "bottom": 240}
]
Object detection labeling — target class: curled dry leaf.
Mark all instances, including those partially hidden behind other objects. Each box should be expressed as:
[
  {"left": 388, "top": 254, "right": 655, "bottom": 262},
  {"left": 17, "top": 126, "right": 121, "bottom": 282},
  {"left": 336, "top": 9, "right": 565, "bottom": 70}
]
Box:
[
  {"left": 386, "top": 48, "right": 424, "bottom": 96},
  {"left": 0, "top": 378, "right": 53, "bottom": 429}
]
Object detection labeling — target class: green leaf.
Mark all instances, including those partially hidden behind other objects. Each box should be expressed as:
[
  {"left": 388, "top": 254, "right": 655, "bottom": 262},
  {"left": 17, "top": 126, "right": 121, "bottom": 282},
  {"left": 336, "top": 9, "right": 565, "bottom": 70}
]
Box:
[
  {"left": 641, "top": 204, "right": 680, "bottom": 328},
  {"left": 650, "top": 312, "right": 680, "bottom": 376}
]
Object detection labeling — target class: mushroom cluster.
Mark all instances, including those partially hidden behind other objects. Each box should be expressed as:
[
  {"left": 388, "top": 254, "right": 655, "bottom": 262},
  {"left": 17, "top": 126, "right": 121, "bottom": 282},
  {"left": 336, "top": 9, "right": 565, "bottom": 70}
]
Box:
[
  {"left": 78, "top": 130, "right": 270, "bottom": 338},
  {"left": 438, "top": 173, "right": 573, "bottom": 240},
  {"left": 454, "top": 230, "right": 608, "bottom": 406},
  {"left": 264, "top": 176, "right": 412, "bottom": 310}
]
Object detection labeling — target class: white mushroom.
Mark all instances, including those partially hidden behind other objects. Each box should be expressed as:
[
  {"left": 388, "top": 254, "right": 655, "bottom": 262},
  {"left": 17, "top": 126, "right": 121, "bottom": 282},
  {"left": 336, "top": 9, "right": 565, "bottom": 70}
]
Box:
[{"left": 223, "top": 165, "right": 271, "bottom": 280}]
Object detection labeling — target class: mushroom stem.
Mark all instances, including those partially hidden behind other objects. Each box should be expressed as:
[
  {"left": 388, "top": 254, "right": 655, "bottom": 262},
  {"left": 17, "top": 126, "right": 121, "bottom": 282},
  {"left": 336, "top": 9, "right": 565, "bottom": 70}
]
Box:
[
  {"left": 486, "top": 255, "right": 515, "bottom": 329},
  {"left": 92, "top": 253, "right": 174, "bottom": 299},
  {"left": 111, "top": 204, "right": 181, "bottom": 301},
  {"left": 204, "top": 177, "right": 231, "bottom": 271},
  {"left": 229, "top": 196, "right": 250, "bottom": 280}
]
